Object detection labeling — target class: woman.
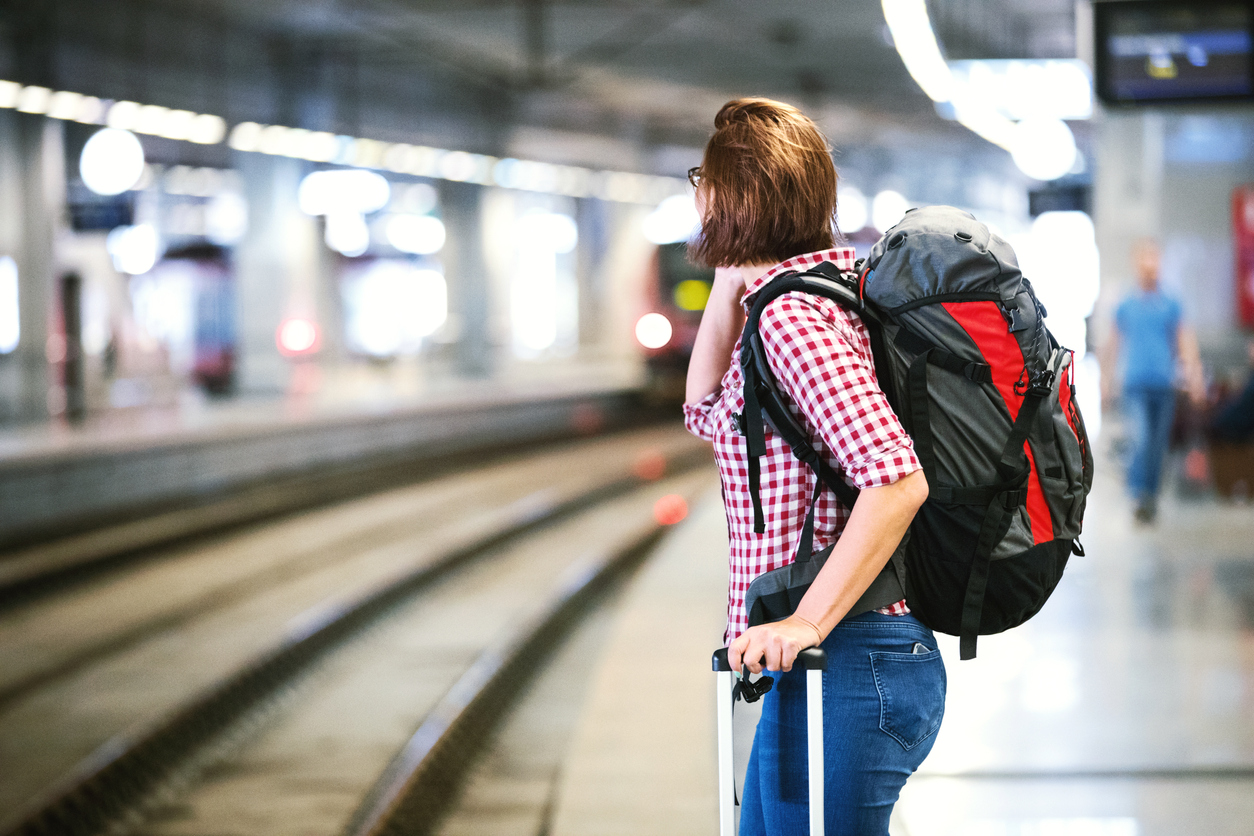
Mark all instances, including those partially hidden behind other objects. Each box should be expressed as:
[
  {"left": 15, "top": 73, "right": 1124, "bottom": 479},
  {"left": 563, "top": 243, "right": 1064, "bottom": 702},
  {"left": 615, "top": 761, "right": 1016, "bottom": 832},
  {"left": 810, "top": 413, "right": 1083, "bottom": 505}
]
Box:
[{"left": 683, "top": 98, "right": 945, "bottom": 834}]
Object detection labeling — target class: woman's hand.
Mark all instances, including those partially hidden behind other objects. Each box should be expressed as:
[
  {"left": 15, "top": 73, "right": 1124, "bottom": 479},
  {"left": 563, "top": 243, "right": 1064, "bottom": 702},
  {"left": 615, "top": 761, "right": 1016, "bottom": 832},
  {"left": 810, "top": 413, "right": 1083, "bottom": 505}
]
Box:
[{"left": 728, "top": 615, "right": 824, "bottom": 674}]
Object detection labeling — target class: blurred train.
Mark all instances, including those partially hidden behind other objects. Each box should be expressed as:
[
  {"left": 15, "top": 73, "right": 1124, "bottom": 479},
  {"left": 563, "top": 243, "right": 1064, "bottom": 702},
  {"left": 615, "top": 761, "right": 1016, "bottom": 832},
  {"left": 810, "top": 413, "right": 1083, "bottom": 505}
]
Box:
[{"left": 634, "top": 242, "right": 712, "bottom": 402}]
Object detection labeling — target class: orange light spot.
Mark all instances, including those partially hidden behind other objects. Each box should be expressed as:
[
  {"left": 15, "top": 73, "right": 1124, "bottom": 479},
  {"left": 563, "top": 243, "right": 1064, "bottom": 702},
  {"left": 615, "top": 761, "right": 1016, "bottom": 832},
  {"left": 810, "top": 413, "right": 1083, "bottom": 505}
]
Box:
[
  {"left": 632, "top": 449, "right": 667, "bottom": 481},
  {"left": 653, "top": 494, "right": 688, "bottom": 526}
]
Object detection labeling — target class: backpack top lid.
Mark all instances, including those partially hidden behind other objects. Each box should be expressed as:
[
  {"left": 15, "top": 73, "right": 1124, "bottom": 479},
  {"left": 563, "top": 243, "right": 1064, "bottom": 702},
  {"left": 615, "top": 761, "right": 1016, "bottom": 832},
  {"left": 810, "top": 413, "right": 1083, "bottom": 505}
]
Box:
[{"left": 864, "top": 205, "right": 1024, "bottom": 311}]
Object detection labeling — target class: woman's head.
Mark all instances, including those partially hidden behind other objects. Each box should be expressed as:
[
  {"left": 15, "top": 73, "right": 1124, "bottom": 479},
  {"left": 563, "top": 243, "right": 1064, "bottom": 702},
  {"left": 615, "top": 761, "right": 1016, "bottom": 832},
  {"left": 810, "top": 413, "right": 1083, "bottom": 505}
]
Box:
[{"left": 689, "top": 97, "right": 837, "bottom": 268}]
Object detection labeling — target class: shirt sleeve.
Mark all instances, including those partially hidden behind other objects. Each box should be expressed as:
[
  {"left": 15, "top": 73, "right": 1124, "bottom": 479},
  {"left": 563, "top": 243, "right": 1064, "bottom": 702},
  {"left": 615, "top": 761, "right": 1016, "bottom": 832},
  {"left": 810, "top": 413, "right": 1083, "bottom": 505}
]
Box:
[
  {"left": 682, "top": 389, "right": 720, "bottom": 442},
  {"left": 757, "top": 292, "right": 920, "bottom": 489}
]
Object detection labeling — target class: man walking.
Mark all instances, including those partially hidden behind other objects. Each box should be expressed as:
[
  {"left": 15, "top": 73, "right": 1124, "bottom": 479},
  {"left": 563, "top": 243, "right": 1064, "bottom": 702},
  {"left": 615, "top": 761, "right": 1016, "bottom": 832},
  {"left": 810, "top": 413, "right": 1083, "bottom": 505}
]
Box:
[{"left": 1102, "top": 239, "right": 1205, "bottom": 523}]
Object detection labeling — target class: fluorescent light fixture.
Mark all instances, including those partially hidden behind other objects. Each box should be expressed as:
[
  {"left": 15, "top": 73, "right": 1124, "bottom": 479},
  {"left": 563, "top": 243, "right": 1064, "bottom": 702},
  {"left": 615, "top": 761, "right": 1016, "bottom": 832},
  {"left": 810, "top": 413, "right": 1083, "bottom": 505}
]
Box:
[
  {"left": 0, "top": 76, "right": 688, "bottom": 202},
  {"left": 881, "top": 0, "right": 954, "bottom": 102},
  {"left": 80, "top": 128, "right": 146, "bottom": 196},
  {"left": 882, "top": 1, "right": 1086, "bottom": 181},
  {"left": 16, "top": 85, "right": 51, "bottom": 114},
  {"left": 948, "top": 60, "right": 1093, "bottom": 121},
  {"left": 46, "top": 90, "right": 83, "bottom": 120}
]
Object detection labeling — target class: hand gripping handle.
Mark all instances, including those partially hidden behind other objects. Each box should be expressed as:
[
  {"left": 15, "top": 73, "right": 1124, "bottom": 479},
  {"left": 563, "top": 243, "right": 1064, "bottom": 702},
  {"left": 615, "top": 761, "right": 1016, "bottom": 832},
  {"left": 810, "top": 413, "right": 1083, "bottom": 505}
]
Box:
[{"left": 711, "top": 646, "right": 827, "bottom": 672}]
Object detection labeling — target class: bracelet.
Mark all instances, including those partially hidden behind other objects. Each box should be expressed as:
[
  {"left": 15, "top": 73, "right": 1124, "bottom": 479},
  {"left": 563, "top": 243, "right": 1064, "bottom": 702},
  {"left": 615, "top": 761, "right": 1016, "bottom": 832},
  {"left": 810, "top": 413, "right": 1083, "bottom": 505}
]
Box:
[{"left": 794, "top": 615, "right": 824, "bottom": 647}]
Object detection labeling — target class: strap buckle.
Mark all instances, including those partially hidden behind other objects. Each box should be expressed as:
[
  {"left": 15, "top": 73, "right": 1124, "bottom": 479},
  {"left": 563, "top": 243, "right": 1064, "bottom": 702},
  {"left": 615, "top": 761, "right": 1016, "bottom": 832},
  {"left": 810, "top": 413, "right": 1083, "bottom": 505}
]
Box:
[{"left": 1028, "top": 369, "right": 1056, "bottom": 396}]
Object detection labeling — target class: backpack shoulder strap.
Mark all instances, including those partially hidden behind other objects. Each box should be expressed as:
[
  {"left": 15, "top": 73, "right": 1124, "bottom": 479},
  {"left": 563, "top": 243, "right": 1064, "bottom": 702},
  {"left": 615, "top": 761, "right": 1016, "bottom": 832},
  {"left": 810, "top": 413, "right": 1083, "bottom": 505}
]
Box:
[{"left": 738, "top": 265, "right": 866, "bottom": 559}]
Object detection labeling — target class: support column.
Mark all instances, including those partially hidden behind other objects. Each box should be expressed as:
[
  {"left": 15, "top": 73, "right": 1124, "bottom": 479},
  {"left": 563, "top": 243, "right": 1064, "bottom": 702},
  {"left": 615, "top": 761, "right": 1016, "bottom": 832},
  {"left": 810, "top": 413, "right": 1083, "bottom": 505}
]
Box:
[
  {"left": 440, "top": 180, "right": 492, "bottom": 378},
  {"left": 0, "top": 112, "right": 61, "bottom": 425},
  {"left": 232, "top": 152, "right": 321, "bottom": 395}
]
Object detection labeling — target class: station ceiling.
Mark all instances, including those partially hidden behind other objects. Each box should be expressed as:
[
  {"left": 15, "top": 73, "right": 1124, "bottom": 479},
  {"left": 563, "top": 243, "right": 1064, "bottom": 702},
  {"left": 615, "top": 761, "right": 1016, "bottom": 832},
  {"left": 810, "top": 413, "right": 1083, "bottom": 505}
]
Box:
[
  {"left": 138, "top": 0, "right": 1078, "bottom": 146},
  {"left": 2, "top": 0, "right": 1080, "bottom": 170}
]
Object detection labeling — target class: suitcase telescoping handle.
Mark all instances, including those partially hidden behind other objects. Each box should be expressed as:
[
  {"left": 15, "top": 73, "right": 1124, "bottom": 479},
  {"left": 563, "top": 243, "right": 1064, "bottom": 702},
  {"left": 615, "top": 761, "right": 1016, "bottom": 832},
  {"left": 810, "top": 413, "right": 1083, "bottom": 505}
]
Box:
[{"left": 712, "top": 647, "right": 828, "bottom": 836}]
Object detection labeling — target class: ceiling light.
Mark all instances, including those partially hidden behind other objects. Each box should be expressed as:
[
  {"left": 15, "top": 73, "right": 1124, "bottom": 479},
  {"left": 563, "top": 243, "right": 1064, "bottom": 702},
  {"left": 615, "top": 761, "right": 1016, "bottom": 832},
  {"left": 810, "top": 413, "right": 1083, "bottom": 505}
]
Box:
[
  {"left": 881, "top": 0, "right": 954, "bottom": 102},
  {"left": 46, "top": 91, "right": 82, "bottom": 120},
  {"left": 106, "top": 100, "right": 142, "bottom": 131}
]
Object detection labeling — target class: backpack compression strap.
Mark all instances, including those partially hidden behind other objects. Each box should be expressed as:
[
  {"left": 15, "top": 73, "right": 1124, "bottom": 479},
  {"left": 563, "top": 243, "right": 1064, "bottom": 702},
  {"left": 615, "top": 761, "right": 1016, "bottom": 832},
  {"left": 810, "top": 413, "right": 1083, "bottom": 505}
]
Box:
[{"left": 738, "top": 265, "right": 866, "bottom": 559}]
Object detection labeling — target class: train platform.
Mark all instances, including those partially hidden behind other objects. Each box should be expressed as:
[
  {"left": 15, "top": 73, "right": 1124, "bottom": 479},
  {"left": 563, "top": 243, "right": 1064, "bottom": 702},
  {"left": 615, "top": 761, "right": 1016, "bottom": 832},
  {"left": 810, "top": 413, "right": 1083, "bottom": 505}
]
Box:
[
  {"left": 528, "top": 438, "right": 1254, "bottom": 836},
  {"left": 0, "top": 359, "right": 651, "bottom": 553}
]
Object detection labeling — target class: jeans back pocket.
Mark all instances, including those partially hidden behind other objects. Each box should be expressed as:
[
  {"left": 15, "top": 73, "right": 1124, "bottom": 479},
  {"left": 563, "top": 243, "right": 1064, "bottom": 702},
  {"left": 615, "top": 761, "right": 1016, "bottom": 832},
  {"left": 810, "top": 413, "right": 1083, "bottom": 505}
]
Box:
[{"left": 869, "top": 649, "right": 946, "bottom": 750}]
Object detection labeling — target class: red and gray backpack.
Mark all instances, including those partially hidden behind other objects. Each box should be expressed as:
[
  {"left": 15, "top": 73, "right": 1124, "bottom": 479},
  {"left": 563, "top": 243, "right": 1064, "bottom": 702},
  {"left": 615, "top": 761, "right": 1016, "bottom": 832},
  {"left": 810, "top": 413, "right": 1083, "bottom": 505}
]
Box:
[{"left": 738, "top": 205, "right": 1092, "bottom": 659}]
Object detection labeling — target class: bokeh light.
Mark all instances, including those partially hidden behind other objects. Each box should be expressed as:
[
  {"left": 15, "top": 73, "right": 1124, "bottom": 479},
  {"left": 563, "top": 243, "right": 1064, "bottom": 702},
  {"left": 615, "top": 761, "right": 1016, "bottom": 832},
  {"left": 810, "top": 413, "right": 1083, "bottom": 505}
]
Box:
[
  {"left": 80, "top": 128, "right": 145, "bottom": 196},
  {"left": 277, "top": 317, "right": 319, "bottom": 356},
  {"left": 653, "top": 494, "right": 689, "bottom": 526},
  {"left": 635, "top": 312, "right": 672, "bottom": 350}
]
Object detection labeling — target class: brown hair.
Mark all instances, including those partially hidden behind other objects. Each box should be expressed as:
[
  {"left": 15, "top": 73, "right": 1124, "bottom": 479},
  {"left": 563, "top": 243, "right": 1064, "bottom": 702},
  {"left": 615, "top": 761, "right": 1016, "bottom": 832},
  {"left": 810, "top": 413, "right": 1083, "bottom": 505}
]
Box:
[{"left": 688, "top": 98, "right": 837, "bottom": 268}]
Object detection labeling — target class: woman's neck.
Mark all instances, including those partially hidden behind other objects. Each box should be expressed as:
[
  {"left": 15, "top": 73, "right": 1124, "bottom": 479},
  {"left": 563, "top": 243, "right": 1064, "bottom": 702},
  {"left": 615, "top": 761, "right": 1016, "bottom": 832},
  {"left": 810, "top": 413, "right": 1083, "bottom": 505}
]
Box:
[{"left": 736, "top": 262, "right": 776, "bottom": 287}]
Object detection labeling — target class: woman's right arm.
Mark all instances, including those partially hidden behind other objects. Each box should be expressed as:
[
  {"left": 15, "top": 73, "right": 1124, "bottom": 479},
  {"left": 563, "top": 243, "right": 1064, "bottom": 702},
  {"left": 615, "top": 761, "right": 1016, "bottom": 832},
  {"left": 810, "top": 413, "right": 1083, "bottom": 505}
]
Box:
[{"left": 685, "top": 267, "right": 747, "bottom": 405}]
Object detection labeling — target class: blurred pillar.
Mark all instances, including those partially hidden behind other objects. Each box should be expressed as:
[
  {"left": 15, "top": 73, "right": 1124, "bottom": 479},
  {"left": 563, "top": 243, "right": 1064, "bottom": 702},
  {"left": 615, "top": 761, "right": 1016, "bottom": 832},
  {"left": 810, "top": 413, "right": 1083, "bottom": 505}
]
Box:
[
  {"left": 441, "top": 180, "right": 491, "bottom": 378},
  {"left": 0, "top": 112, "right": 61, "bottom": 424},
  {"left": 575, "top": 197, "right": 611, "bottom": 354},
  {"left": 1092, "top": 111, "right": 1164, "bottom": 346},
  {"left": 232, "top": 153, "right": 322, "bottom": 394}
]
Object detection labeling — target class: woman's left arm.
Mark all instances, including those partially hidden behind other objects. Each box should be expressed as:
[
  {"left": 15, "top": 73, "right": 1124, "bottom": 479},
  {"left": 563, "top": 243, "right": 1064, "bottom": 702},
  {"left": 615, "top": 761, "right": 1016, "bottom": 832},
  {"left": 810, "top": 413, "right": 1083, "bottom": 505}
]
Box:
[
  {"left": 727, "top": 469, "right": 927, "bottom": 673},
  {"left": 728, "top": 293, "right": 927, "bottom": 673}
]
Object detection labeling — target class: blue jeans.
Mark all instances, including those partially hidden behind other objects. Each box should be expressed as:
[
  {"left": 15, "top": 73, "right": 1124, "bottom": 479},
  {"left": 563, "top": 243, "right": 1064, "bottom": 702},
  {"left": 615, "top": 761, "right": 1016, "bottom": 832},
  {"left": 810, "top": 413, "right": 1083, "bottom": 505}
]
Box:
[
  {"left": 1125, "top": 386, "right": 1176, "bottom": 501},
  {"left": 739, "top": 612, "right": 946, "bottom": 836}
]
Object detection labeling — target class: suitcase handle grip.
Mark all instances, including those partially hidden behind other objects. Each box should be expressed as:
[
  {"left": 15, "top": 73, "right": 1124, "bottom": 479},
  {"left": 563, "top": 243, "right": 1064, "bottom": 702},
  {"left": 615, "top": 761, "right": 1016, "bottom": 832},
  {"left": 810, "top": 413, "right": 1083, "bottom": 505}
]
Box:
[{"left": 711, "top": 646, "right": 827, "bottom": 672}]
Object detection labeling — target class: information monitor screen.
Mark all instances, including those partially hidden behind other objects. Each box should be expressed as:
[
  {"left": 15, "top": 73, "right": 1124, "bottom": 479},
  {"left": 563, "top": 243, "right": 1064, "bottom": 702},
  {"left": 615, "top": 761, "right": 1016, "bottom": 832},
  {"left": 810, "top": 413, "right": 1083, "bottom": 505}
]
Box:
[{"left": 1095, "top": 1, "right": 1254, "bottom": 104}]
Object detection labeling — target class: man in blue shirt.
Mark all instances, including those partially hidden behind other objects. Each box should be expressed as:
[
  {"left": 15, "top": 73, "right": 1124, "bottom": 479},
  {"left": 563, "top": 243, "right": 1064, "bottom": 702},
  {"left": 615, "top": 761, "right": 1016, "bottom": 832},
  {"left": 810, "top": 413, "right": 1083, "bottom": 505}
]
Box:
[{"left": 1102, "top": 239, "right": 1205, "bottom": 523}]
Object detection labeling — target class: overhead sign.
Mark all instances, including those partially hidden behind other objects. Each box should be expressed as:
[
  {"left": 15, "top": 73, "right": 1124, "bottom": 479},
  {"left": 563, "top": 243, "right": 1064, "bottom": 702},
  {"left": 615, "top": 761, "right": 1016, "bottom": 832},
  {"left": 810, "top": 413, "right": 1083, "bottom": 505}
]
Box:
[{"left": 1096, "top": 1, "right": 1254, "bottom": 104}]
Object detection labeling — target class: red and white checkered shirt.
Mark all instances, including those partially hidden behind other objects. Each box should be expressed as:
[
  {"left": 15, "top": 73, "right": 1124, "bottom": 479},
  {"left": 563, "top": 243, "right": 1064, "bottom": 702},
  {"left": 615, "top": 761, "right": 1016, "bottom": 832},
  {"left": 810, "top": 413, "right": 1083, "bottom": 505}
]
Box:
[{"left": 683, "top": 248, "right": 920, "bottom": 643}]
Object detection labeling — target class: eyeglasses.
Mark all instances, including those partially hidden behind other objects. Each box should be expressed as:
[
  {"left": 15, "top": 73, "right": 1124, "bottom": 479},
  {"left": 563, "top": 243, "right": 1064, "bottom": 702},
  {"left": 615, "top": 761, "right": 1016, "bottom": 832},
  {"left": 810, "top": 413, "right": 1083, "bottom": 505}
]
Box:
[{"left": 687, "top": 166, "right": 702, "bottom": 188}]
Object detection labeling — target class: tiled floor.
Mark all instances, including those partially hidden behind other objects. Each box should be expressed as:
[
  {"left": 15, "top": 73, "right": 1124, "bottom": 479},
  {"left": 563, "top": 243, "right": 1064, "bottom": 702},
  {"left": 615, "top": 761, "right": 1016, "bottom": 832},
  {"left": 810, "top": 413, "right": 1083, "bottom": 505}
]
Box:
[
  {"left": 554, "top": 430, "right": 1254, "bottom": 835},
  {"left": 896, "top": 437, "right": 1254, "bottom": 836}
]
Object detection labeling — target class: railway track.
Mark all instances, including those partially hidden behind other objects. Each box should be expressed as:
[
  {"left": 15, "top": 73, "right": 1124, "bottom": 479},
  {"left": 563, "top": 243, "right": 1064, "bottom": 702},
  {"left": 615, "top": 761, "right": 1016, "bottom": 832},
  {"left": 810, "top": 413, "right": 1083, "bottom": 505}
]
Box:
[{"left": 0, "top": 425, "right": 715, "bottom": 836}]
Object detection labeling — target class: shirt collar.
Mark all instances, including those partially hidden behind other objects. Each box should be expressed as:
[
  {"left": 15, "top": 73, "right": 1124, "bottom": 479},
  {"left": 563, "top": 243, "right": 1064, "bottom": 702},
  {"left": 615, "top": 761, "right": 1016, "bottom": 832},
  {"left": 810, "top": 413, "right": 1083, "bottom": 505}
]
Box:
[{"left": 740, "top": 247, "right": 858, "bottom": 309}]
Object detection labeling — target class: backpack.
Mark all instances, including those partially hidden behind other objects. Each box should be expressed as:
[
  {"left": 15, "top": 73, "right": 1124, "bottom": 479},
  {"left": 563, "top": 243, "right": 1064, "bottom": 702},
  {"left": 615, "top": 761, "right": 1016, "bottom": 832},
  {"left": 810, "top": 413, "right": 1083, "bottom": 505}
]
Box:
[{"left": 738, "top": 205, "right": 1093, "bottom": 659}]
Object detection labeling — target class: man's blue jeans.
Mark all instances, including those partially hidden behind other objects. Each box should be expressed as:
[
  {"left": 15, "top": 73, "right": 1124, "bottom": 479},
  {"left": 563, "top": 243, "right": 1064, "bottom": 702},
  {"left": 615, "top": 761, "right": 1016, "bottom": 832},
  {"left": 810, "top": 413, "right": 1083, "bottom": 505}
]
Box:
[
  {"left": 1124, "top": 386, "right": 1176, "bottom": 501},
  {"left": 738, "top": 611, "right": 946, "bottom": 836}
]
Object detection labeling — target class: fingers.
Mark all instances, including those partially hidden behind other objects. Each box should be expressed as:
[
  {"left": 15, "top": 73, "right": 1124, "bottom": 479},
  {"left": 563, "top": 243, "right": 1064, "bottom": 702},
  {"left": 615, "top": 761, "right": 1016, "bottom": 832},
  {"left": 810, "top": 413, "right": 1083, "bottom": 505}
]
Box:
[{"left": 732, "top": 625, "right": 805, "bottom": 674}]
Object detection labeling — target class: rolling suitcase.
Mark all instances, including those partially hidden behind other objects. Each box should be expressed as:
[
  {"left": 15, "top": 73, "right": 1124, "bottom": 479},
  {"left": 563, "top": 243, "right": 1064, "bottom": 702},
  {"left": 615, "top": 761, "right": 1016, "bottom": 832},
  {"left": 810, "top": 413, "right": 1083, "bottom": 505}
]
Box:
[{"left": 712, "top": 646, "right": 828, "bottom": 835}]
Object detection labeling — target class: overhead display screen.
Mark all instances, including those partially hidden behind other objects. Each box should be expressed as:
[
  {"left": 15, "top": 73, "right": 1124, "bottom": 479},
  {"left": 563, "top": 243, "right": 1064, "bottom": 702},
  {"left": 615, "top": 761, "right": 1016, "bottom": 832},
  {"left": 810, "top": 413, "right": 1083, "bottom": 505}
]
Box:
[{"left": 1095, "top": 1, "right": 1254, "bottom": 103}]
